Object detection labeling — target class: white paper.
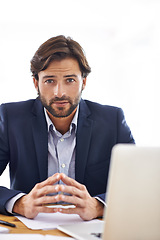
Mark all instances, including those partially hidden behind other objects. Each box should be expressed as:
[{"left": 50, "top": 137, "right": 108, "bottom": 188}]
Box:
[
  {"left": 46, "top": 236, "right": 74, "bottom": 240},
  {"left": 0, "top": 234, "right": 75, "bottom": 240},
  {"left": 0, "top": 226, "right": 9, "bottom": 233},
  {"left": 17, "top": 205, "right": 83, "bottom": 230},
  {"left": 18, "top": 212, "right": 83, "bottom": 230},
  {"left": 0, "top": 234, "right": 44, "bottom": 240}
]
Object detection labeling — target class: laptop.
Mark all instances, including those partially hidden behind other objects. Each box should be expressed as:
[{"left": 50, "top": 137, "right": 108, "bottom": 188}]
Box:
[{"left": 58, "top": 144, "right": 160, "bottom": 240}]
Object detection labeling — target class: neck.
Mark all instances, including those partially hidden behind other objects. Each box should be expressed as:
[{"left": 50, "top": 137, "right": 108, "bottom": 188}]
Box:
[{"left": 46, "top": 108, "right": 77, "bottom": 135}]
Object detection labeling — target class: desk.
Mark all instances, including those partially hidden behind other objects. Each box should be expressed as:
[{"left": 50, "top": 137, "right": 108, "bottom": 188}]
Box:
[{"left": 0, "top": 214, "right": 69, "bottom": 236}]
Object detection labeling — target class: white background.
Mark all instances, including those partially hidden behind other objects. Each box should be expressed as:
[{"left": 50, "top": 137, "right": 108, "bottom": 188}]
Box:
[{"left": 0, "top": 0, "right": 160, "bottom": 187}]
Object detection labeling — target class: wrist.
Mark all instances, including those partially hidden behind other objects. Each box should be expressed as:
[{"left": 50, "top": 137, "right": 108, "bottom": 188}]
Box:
[
  {"left": 95, "top": 199, "right": 104, "bottom": 218},
  {"left": 12, "top": 195, "right": 26, "bottom": 216},
  {"left": 5, "top": 193, "right": 25, "bottom": 214}
]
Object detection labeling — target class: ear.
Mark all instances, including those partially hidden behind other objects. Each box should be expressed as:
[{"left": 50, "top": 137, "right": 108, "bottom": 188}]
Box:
[
  {"left": 82, "top": 77, "right": 87, "bottom": 90},
  {"left": 33, "top": 78, "right": 39, "bottom": 92}
]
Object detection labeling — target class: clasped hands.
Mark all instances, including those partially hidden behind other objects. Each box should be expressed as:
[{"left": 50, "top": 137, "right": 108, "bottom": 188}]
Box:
[{"left": 13, "top": 173, "right": 104, "bottom": 220}]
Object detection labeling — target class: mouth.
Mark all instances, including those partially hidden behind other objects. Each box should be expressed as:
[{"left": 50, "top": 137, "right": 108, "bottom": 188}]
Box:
[{"left": 52, "top": 101, "right": 69, "bottom": 108}]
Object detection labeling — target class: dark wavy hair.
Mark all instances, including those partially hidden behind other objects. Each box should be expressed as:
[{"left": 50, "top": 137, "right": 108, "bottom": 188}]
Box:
[{"left": 30, "top": 35, "right": 91, "bottom": 80}]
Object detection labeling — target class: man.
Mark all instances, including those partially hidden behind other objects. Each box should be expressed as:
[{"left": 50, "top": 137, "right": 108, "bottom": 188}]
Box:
[{"left": 0, "top": 35, "right": 135, "bottom": 220}]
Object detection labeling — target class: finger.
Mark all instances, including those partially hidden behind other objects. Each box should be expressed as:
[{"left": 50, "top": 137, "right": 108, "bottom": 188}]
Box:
[
  {"left": 59, "top": 183, "right": 89, "bottom": 200},
  {"left": 58, "top": 194, "right": 85, "bottom": 207},
  {"left": 35, "top": 205, "right": 59, "bottom": 214},
  {"left": 60, "top": 174, "right": 84, "bottom": 190},
  {"left": 36, "top": 173, "right": 61, "bottom": 189},
  {"left": 34, "top": 184, "right": 61, "bottom": 198},
  {"left": 57, "top": 206, "right": 98, "bottom": 221},
  {"left": 57, "top": 206, "right": 80, "bottom": 215},
  {"left": 34, "top": 194, "right": 64, "bottom": 206},
  {"left": 59, "top": 185, "right": 83, "bottom": 198}
]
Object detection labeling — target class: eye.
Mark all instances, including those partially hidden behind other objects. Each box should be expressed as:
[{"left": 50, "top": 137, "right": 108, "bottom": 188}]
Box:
[
  {"left": 45, "top": 79, "right": 54, "bottom": 84},
  {"left": 66, "top": 78, "right": 75, "bottom": 83}
]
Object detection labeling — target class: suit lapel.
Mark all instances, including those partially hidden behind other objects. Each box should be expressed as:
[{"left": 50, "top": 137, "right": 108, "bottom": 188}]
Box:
[
  {"left": 31, "top": 98, "right": 48, "bottom": 182},
  {"left": 75, "top": 100, "right": 93, "bottom": 183}
]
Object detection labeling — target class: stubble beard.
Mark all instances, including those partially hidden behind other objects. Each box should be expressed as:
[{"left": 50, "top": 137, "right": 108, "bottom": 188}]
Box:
[{"left": 38, "top": 89, "right": 82, "bottom": 118}]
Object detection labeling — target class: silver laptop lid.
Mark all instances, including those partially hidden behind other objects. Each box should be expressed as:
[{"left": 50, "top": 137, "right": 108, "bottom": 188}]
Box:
[{"left": 103, "top": 144, "right": 160, "bottom": 240}]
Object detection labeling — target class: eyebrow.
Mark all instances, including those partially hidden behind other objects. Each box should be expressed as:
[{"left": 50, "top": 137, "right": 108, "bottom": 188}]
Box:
[
  {"left": 64, "top": 74, "right": 78, "bottom": 78},
  {"left": 42, "top": 74, "right": 78, "bottom": 79},
  {"left": 42, "top": 75, "right": 56, "bottom": 79}
]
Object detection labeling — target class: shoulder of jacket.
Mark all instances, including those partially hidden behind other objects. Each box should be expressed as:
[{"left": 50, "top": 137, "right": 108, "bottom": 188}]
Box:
[{"left": 83, "top": 99, "right": 121, "bottom": 112}]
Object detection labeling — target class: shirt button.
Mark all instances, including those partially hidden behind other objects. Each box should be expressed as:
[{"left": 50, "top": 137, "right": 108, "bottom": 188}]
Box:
[
  {"left": 61, "top": 163, "right": 66, "bottom": 168},
  {"left": 60, "top": 138, "right": 64, "bottom": 142}
]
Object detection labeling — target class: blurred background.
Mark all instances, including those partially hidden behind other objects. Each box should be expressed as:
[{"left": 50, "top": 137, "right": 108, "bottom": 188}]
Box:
[{"left": 0, "top": 0, "right": 160, "bottom": 187}]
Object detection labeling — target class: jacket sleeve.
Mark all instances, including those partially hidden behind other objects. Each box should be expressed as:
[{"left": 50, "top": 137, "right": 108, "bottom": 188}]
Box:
[
  {"left": 116, "top": 108, "right": 135, "bottom": 144},
  {"left": 0, "top": 104, "right": 22, "bottom": 215},
  {"left": 95, "top": 107, "right": 135, "bottom": 209}
]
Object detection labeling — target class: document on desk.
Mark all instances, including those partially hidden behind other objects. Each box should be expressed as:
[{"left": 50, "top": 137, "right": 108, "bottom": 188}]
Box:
[
  {"left": 0, "top": 234, "right": 75, "bottom": 240},
  {"left": 17, "top": 205, "right": 94, "bottom": 230}
]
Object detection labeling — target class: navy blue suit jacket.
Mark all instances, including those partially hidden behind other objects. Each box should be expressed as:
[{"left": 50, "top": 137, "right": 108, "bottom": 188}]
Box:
[{"left": 0, "top": 98, "right": 135, "bottom": 215}]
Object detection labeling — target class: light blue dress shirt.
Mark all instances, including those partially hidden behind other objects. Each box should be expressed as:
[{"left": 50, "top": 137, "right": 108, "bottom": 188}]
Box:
[{"left": 45, "top": 107, "right": 78, "bottom": 183}]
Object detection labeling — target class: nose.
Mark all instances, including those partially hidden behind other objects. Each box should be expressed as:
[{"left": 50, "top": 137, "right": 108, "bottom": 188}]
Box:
[{"left": 54, "top": 82, "right": 65, "bottom": 98}]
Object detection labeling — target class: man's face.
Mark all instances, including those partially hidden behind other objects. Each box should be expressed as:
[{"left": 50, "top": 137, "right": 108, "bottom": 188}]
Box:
[{"left": 33, "top": 58, "right": 86, "bottom": 118}]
